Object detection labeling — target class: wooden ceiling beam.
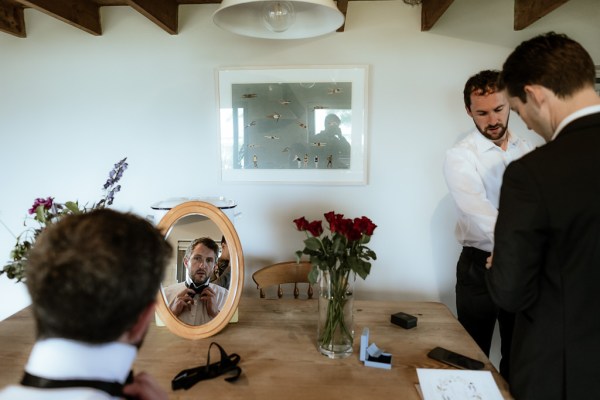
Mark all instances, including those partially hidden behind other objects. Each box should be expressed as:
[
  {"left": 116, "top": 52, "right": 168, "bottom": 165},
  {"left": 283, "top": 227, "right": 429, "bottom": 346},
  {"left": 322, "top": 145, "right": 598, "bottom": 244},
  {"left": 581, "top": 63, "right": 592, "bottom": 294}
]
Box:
[
  {"left": 421, "top": 0, "right": 454, "bottom": 31},
  {"left": 127, "top": 0, "right": 178, "bottom": 34},
  {"left": 17, "top": 0, "right": 101, "bottom": 35},
  {"left": 336, "top": 0, "right": 347, "bottom": 32},
  {"left": 0, "top": 0, "right": 26, "bottom": 37},
  {"left": 514, "top": 0, "right": 570, "bottom": 30}
]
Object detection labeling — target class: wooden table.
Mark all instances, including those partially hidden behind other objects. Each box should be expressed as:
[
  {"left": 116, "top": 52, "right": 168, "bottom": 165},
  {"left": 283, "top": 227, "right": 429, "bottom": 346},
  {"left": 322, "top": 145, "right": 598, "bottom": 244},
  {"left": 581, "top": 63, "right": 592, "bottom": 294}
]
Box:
[{"left": 0, "top": 298, "right": 512, "bottom": 399}]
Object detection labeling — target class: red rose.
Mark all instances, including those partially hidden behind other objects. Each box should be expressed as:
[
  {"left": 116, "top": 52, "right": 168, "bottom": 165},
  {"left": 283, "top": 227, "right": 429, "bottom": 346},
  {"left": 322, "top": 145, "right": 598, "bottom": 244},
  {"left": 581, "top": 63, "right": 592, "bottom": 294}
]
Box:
[
  {"left": 345, "top": 226, "right": 362, "bottom": 242},
  {"left": 354, "top": 216, "right": 377, "bottom": 236},
  {"left": 293, "top": 217, "right": 309, "bottom": 231},
  {"left": 326, "top": 212, "right": 345, "bottom": 233},
  {"left": 324, "top": 211, "right": 337, "bottom": 225},
  {"left": 307, "top": 220, "right": 324, "bottom": 237},
  {"left": 364, "top": 220, "right": 377, "bottom": 236}
]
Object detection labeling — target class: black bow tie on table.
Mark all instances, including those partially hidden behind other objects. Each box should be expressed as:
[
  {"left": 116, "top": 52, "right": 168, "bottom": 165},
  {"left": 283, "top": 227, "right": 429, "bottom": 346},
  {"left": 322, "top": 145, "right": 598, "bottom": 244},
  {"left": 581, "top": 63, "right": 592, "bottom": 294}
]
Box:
[
  {"left": 172, "top": 342, "right": 242, "bottom": 391},
  {"left": 21, "top": 370, "right": 137, "bottom": 399}
]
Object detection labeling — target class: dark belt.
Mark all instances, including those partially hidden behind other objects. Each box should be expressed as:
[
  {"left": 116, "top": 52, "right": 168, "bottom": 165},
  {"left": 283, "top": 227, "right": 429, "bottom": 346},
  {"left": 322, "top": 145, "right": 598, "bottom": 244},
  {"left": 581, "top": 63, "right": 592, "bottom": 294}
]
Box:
[{"left": 461, "top": 246, "right": 491, "bottom": 266}]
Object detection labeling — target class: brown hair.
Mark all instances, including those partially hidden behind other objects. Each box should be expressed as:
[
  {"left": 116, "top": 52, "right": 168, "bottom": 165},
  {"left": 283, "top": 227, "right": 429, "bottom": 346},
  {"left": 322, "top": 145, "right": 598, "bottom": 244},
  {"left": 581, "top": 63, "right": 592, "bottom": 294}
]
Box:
[
  {"left": 463, "top": 70, "right": 501, "bottom": 110},
  {"left": 184, "top": 237, "right": 219, "bottom": 261},
  {"left": 500, "top": 32, "right": 595, "bottom": 103},
  {"left": 26, "top": 209, "right": 172, "bottom": 343}
]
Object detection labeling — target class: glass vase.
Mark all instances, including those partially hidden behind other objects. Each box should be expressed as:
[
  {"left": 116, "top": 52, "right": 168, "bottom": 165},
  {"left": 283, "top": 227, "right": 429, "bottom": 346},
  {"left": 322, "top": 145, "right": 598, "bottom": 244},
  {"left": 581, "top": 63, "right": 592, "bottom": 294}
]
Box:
[{"left": 317, "top": 268, "right": 355, "bottom": 359}]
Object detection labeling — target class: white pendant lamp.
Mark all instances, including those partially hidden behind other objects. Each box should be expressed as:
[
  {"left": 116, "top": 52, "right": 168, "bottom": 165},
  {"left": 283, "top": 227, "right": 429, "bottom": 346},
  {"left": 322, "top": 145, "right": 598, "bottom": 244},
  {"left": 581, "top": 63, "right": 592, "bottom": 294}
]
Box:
[{"left": 213, "top": 0, "right": 345, "bottom": 39}]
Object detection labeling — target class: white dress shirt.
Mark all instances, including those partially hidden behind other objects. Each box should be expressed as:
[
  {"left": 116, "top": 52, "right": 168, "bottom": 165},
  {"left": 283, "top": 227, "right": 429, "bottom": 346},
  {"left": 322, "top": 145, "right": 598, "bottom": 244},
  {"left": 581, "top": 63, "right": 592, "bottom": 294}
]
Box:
[
  {"left": 444, "top": 130, "right": 534, "bottom": 252},
  {"left": 163, "top": 282, "right": 229, "bottom": 325},
  {"left": 0, "top": 338, "right": 136, "bottom": 399}
]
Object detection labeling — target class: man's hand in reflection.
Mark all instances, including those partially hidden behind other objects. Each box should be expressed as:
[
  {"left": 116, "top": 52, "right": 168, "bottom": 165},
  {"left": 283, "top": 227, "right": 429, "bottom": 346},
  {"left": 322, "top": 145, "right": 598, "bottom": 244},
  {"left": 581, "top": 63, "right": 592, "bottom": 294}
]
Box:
[
  {"left": 199, "top": 286, "right": 219, "bottom": 318},
  {"left": 169, "top": 287, "right": 195, "bottom": 316}
]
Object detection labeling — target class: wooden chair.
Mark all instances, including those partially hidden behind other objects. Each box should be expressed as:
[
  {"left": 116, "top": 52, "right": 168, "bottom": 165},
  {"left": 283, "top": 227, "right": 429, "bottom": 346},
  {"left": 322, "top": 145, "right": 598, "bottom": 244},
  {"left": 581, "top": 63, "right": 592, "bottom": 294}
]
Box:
[{"left": 252, "top": 261, "right": 315, "bottom": 299}]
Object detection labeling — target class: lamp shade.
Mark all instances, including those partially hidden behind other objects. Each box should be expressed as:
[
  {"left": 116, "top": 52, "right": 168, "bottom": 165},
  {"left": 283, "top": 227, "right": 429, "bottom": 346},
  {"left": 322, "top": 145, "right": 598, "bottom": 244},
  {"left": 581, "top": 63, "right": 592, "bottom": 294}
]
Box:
[{"left": 213, "top": 0, "right": 345, "bottom": 39}]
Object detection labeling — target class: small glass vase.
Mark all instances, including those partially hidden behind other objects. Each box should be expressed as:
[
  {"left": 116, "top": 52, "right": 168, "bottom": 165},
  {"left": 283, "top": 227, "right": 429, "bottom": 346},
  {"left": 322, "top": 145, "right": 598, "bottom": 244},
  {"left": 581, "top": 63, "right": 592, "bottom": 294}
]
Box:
[{"left": 317, "top": 268, "right": 355, "bottom": 359}]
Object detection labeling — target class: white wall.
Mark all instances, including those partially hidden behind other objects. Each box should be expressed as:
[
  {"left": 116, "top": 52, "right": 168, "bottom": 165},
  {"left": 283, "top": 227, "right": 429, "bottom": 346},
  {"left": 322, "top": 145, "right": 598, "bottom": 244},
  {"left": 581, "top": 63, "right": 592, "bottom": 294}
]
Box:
[{"left": 1, "top": 0, "right": 598, "bottom": 322}]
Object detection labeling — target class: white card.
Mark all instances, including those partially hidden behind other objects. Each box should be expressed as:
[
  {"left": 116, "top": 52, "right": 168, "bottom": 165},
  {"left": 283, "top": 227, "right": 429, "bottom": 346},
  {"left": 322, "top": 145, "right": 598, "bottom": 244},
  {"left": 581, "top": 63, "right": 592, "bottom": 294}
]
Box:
[{"left": 416, "top": 369, "right": 503, "bottom": 400}]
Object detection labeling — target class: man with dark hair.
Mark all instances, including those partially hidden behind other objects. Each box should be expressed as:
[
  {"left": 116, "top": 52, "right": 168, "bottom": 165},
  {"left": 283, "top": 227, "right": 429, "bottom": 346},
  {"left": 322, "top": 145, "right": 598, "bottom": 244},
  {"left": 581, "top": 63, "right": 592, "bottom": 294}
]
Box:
[
  {"left": 210, "top": 235, "right": 231, "bottom": 289},
  {"left": 311, "top": 113, "right": 351, "bottom": 168},
  {"left": 0, "top": 209, "right": 172, "bottom": 399},
  {"left": 444, "top": 69, "right": 534, "bottom": 380},
  {"left": 164, "top": 237, "right": 229, "bottom": 325},
  {"left": 486, "top": 32, "right": 600, "bottom": 399}
]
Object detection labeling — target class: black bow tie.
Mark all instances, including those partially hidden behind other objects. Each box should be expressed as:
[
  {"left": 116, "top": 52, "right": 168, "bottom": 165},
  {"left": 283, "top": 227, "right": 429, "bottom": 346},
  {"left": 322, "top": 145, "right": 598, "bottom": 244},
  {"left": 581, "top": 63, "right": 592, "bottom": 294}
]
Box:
[
  {"left": 186, "top": 281, "right": 209, "bottom": 294},
  {"left": 21, "top": 370, "right": 136, "bottom": 399},
  {"left": 172, "top": 342, "right": 241, "bottom": 391}
]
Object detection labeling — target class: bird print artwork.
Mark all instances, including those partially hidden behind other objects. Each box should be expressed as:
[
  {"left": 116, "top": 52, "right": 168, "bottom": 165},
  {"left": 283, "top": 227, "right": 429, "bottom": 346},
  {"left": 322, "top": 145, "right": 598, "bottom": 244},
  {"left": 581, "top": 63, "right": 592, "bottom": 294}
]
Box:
[{"left": 266, "top": 112, "right": 282, "bottom": 122}]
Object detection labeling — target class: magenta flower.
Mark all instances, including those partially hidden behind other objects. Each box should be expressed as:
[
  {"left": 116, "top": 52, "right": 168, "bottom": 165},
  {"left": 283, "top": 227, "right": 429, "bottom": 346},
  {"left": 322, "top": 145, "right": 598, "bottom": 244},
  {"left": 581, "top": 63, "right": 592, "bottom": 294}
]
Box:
[{"left": 28, "top": 197, "right": 54, "bottom": 215}]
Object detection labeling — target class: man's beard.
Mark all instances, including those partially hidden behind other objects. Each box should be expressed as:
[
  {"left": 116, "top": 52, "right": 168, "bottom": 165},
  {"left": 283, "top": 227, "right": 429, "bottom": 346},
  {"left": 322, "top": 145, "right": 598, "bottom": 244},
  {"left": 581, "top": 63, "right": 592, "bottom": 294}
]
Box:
[
  {"left": 478, "top": 123, "right": 507, "bottom": 141},
  {"left": 191, "top": 272, "right": 209, "bottom": 287},
  {"left": 477, "top": 114, "right": 509, "bottom": 142}
]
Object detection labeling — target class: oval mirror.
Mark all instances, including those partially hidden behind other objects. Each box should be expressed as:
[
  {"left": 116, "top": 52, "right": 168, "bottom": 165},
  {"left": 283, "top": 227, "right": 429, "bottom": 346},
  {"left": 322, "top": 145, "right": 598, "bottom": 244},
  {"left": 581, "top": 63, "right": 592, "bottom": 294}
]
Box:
[{"left": 155, "top": 201, "right": 243, "bottom": 339}]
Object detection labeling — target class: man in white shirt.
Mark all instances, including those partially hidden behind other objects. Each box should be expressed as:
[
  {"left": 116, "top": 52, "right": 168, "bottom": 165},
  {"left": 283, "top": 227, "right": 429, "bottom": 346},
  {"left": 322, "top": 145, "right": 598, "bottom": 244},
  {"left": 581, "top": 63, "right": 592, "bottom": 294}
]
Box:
[
  {"left": 443, "top": 70, "right": 534, "bottom": 381},
  {"left": 164, "top": 237, "right": 228, "bottom": 325},
  {"left": 0, "top": 209, "right": 172, "bottom": 399}
]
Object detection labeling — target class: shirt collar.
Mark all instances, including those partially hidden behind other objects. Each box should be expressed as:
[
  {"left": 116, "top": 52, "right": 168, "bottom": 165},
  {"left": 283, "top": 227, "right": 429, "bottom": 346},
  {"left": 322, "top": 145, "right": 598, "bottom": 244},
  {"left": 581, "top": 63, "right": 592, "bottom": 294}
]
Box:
[
  {"left": 473, "top": 130, "right": 512, "bottom": 152},
  {"left": 25, "top": 338, "right": 137, "bottom": 383},
  {"left": 552, "top": 104, "right": 600, "bottom": 140}
]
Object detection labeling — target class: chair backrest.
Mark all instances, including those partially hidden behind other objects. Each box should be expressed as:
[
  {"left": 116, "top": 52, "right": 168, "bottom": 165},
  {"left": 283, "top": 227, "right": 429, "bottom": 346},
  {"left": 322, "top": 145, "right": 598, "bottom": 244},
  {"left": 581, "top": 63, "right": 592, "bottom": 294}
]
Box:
[{"left": 252, "top": 261, "right": 314, "bottom": 299}]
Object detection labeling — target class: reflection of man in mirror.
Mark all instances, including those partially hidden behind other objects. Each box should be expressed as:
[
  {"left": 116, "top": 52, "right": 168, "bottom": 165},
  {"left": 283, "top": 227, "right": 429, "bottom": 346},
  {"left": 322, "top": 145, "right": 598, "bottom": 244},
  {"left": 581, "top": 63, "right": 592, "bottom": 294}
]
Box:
[
  {"left": 311, "top": 114, "right": 351, "bottom": 168},
  {"left": 163, "top": 237, "right": 229, "bottom": 325},
  {"left": 0, "top": 210, "right": 171, "bottom": 399},
  {"left": 210, "top": 235, "right": 231, "bottom": 289}
]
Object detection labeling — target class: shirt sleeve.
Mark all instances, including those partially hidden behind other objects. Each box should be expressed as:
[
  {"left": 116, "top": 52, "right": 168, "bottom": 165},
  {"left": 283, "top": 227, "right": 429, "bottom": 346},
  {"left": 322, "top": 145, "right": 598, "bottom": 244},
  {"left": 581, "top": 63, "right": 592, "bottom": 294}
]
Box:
[{"left": 443, "top": 147, "right": 498, "bottom": 247}]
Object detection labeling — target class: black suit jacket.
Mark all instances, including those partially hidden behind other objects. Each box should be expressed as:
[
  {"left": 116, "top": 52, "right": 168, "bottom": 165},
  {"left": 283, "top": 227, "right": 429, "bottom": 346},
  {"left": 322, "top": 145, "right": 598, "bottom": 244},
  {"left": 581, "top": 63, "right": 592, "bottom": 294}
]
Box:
[{"left": 486, "top": 112, "right": 600, "bottom": 400}]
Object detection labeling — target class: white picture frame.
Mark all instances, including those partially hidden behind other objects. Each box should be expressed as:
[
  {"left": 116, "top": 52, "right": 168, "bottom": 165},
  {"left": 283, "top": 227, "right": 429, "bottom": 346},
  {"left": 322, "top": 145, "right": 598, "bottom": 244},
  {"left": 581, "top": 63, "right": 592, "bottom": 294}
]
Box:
[{"left": 217, "top": 65, "right": 369, "bottom": 184}]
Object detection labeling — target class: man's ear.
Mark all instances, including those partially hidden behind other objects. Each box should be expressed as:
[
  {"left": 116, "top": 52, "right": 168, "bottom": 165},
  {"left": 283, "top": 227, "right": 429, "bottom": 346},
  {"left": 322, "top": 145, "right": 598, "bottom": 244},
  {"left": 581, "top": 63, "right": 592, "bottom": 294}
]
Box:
[{"left": 524, "top": 85, "right": 546, "bottom": 108}]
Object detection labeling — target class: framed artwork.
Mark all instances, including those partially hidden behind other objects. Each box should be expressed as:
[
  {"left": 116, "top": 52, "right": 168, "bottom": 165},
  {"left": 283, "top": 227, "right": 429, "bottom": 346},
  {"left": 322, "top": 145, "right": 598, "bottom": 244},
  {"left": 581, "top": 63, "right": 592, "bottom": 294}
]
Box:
[{"left": 217, "top": 65, "right": 369, "bottom": 184}]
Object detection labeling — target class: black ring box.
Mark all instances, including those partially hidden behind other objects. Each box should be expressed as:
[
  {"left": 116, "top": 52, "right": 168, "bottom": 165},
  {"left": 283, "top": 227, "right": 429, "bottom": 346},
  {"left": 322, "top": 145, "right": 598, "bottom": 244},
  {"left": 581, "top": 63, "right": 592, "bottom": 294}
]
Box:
[{"left": 390, "top": 312, "right": 417, "bottom": 329}]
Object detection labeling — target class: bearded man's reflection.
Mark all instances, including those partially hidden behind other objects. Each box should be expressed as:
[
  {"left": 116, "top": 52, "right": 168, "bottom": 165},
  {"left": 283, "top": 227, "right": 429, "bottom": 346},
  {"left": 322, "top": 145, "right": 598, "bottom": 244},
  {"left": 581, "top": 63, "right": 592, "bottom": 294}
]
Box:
[{"left": 164, "top": 237, "right": 229, "bottom": 325}]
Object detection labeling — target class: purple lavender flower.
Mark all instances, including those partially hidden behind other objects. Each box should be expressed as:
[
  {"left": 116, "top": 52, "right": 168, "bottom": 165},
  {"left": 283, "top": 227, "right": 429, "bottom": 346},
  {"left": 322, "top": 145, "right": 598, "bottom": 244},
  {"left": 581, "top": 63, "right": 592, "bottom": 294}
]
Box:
[
  {"left": 3, "top": 158, "right": 129, "bottom": 283},
  {"left": 103, "top": 157, "right": 128, "bottom": 192}
]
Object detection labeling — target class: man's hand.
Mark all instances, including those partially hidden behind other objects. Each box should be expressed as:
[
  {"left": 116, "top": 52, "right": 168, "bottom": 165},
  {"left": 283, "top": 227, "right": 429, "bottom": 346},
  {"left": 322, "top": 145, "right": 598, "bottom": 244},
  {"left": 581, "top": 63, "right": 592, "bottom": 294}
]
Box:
[
  {"left": 199, "top": 286, "right": 219, "bottom": 318},
  {"left": 486, "top": 252, "right": 494, "bottom": 269},
  {"left": 169, "top": 288, "right": 195, "bottom": 316},
  {"left": 123, "top": 371, "right": 167, "bottom": 400}
]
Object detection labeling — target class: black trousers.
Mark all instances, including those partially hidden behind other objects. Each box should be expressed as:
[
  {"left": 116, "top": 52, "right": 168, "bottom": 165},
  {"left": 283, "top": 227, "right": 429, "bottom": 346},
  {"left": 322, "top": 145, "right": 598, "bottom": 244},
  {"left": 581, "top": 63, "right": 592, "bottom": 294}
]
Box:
[{"left": 456, "top": 246, "right": 514, "bottom": 382}]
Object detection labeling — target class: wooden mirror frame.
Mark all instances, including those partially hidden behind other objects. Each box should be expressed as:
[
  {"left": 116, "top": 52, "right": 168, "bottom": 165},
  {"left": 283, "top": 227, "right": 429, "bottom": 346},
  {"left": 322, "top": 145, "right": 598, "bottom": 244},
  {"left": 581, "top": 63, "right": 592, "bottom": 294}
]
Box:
[{"left": 155, "top": 201, "right": 244, "bottom": 339}]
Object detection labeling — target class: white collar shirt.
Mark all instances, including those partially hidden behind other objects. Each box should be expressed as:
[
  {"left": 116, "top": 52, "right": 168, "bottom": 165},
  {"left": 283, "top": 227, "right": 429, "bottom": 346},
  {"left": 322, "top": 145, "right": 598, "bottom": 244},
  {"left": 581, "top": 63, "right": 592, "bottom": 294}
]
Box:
[
  {"left": 552, "top": 104, "right": 600, "bottom": 140},
  {"left": 0, "top": 338, "right": 136, "bottom": 400},
  {"left": 443, "top": 130, "right": 535, "bottom": 252},
  {"left": 163, "top": 282, "right": 229, "bottom": 325}
]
